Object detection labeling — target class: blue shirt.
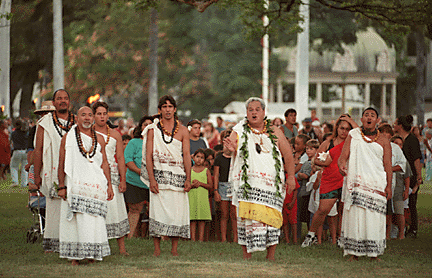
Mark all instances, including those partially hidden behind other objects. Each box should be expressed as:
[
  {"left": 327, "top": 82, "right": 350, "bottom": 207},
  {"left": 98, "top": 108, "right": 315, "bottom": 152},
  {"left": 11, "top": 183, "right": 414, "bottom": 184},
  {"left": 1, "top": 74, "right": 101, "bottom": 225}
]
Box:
[{"left": 124, "top": 138, "right": 148, "bottom": 189}]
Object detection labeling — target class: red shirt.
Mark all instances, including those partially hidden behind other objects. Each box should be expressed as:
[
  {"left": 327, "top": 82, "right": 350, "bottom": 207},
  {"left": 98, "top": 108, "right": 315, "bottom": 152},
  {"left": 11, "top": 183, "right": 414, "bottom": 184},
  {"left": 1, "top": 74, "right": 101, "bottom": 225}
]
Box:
[{"left": 320, "top": 140, "right": 345, "bottom": 194}]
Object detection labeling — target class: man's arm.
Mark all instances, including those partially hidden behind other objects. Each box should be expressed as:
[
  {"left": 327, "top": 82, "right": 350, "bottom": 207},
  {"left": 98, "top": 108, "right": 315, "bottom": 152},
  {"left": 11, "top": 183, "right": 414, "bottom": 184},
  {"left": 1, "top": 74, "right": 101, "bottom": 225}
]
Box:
[
  {"left": 145, "top": 129, "right": 159, "bottom": 194},
  {"left": 57, "top": 135, "right": 67, "bottom": 200},
  {"left": 97, "top": 134, "right": 113, "bottom": 201},
  {"left": 338, "top": 134, "right": 352, "bottom": 176},
  {"left": 213, "top": 165, "right": 221, "bottom": 202},
  {"left": 33, "top": 125, "right": 45, "bottom": 188},
  {"left": 181, "top": 126, "right": 192, "bottom": 192},
  {"left": 113, "top": 130, "right": 127, "bottom": 193},
  {"left": 413, "top": 158, "right": 422, "bottom": 193},
  {"left": 381, "top": 137, "right": 393, "bottom": 200},
  {"left": 274, "top": 127, "right": 296, "bottom": 195}
]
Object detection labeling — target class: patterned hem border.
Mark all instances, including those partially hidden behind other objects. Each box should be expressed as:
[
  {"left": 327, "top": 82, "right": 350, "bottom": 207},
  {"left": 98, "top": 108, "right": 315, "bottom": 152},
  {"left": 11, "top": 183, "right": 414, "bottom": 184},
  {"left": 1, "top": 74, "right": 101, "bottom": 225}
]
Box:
[
  {"left": 236, "top": 187, "right": 284, "bottom": 211},
  {"left": 339, "top": 234, "right": 386, "bottom": 256},
  {"left": 70, "top": 195, "right": 108, "bottom": 218},
  {"left": 107, "top": 219, "right": 130, "bottom": 239},
  {"left": 351, "top": 191, "right": 386, "bottom": 215},
  {"left": 59, "top": 241, "right": 111, "bottom": 260},
  {"left": 237, "top": 223, "right": 280, "bottom": 252},
  {"left": 149, "top": 218, "right": 190, "bottom": 238},
  {"left": 43, "top": 238, "right": 59, "bottom": 253}
]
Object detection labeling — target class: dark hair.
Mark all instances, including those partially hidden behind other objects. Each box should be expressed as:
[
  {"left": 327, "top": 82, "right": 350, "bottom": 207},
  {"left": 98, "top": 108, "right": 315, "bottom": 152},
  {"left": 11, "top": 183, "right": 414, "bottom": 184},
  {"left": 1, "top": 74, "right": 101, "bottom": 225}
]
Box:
[
  {"left": 427, "top": 118, "right": 432, "bottom": 123},
  {"left": 213, "top": 144, "right": 223, "bottom": 152},
  {"left": 220, "top": 128, "right": 232, "bottom": 140},
  {"left": 323, "top": 122, "right": 333, "bottom": 132},
  {"left": 122, "top": 134, "right": 132, "bottom": 141},
  {"left": 203, "top": 148, "right": 215, "bottom": 159},
  {"left": 323, "top": 132, "right": 333, "bottom": 141},
  {"left": 378, "top": 123, "right": 394, "bottom": 136},
  {"left": 284, "top": 108, "right": 296, "bottom": 118},
  {"left": 14, "top": 119, "right": 23, "bottom": 130},
  {"left": 133, "top": 115, "right": 154, "bottom": 138},
  {"left": 362, "top": 107, "right": 379, "bottom": 118},
  {"left": 306, "top": 139, "right": 320, "bottom": 149},
  {"left": 296, "top": 134, "right": 310, "bottom": 145},
  {"left": 193, "top": 148, "right": 207, "bottom": 158},
  {"left": 92, "top": 101, "right": 109, "bottom": 114},
  {"left": 158, "top": 95, "right": 177, "bottom": 109},
  {"left": 390, "top": 135, "right": 403, "bottom": 143},
  {"left": 187, "top": 119, "right": 201, "bottom": 127},
  {"left": 396, "top": 115, "right": 414, "bottom": 132},
  {"left": 217, "top": 116, "right": 223, "bottom": 121},
  {"left": 52, "top": 89, "right": 70, "bottom": 100},
  {"left": 333, "top": 114, "right": 353, "bottom": 139}
]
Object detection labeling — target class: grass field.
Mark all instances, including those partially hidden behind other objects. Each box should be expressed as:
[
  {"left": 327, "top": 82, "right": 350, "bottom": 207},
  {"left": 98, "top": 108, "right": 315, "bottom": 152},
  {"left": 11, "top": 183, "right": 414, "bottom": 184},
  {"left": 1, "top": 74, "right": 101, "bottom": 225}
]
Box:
[{"left": 0, "top": 176, "right": 431, "bottom": 278}]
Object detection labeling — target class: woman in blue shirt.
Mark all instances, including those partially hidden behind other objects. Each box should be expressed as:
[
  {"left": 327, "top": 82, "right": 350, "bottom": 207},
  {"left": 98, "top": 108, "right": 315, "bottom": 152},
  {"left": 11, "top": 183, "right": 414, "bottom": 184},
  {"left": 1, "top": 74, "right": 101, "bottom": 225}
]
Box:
[{"left": 124, "top": 116, "right": 153, "bottom": 238}]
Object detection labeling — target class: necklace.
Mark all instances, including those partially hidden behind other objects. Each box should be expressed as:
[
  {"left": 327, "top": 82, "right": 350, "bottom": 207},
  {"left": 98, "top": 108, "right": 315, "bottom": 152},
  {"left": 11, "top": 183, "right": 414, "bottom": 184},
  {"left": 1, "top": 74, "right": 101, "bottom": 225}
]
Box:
[
  {"left": 360, "top": 128, "right": 380, "bottom": 143},
  {"left": 75, "top": 126, "right": 98, "bottom": 162},
  {"left": 248, "top": 123, "right": 267, "bottom": 135},
  {"left": 52, "top": 111, "right": 74, "bottom": 137},
  {"left": 158, "top": 119, "right": 179, "bottom": 144},
  {"left": 104, "top": 124, "right": 111, "bottom": 145},
  {"left": 240, "top": 118, "right": 282, "bottom": 199},
  {"left": 361, "top": 127, "right": 378, "bottom": 136}
]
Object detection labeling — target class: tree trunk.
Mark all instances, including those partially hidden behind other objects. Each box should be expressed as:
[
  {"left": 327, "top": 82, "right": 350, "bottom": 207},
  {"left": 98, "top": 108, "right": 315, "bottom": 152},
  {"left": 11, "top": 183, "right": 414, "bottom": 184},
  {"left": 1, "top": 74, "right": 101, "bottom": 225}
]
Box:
[
  {"left": 148, "top": 8, "right": 158, "bottom": 115},
  {"left": 415, "top": 29, "right": 427, "bottom": 125}
]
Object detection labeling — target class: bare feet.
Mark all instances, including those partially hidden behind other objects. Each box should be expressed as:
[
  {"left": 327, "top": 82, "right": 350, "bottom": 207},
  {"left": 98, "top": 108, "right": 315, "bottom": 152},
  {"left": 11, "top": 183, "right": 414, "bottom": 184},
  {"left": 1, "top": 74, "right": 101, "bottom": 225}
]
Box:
[
  {"left": 71, "top": 260, "right": 79, "bottom": 266},
  {"left": 347, "top": 255, "right": 359, "bottom": 262},
  {"left": 153, "top": 249, "right": 161, "bottom": 257},
  {"left": 44, "top": 251, "right": 53, "bottom": 254},
  {"left": 120, "top": 251, "right": 130, "bottom": 256},
  {"left": 242, "top": 247, "right": 252, "bottom": 260},
  {"left": 88, "top": 259, "right": 95, "bottom": 264},
  {"left": 371, "top": 257, "right": 381, "bottom": 262}
]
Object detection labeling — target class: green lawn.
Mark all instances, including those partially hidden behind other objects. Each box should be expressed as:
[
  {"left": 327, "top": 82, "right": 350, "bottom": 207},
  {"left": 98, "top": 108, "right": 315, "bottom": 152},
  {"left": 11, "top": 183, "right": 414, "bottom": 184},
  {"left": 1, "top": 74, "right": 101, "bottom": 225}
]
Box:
[{"left": 0, "top": 176, "right": 431, "bottom": 278}]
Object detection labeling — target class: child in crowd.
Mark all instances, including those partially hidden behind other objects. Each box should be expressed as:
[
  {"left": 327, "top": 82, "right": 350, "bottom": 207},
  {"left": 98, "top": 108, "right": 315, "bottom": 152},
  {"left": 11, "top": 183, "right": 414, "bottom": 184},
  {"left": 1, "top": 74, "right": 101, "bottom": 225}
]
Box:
[
  {"left": 282, "top": 177, "right": 300, "bottom": 244},
  {"left": 214, "top": 129, "right": 237, "bottom": 242},
  {"left": 122, "top": 134, "right": 132, "bottom": 150},
  {"left": 188, "top": 120, "right": 208, "bottom": 156},
  {"left": 203, "top": 148, "right": 216, "bottom": 241},
  {"left": 189, "top": 149, "right": 213, "bottom": 241},
  {"left": 296, "top": 138, "right": 318, "bottom": 240},
  {"left": 294, "top": 134, "right": 310, "bottom": 173}
]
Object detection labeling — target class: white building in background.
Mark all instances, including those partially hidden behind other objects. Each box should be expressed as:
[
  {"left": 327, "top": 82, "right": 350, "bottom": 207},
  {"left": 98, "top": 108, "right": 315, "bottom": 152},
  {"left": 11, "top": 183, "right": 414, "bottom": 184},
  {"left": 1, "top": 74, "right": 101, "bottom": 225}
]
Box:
[{"left": 270, "top": 27, "right": 398, "bottom": 123}]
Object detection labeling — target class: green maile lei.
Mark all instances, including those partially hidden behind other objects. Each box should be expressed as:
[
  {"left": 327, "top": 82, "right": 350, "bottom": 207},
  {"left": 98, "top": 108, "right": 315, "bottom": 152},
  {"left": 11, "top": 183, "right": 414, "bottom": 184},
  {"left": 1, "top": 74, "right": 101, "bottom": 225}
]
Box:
[{"left": 239, "top": 117, "right": 282, "bottom": 199}]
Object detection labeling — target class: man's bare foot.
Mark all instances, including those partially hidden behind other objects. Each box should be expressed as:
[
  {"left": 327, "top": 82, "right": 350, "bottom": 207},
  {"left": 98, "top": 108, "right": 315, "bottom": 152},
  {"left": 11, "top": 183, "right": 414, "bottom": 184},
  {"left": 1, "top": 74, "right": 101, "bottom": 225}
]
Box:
[
  {"left": 171, "top": 251, "right": 179, "bottom": 256},
  {"left": 44, "top": 250, "right": 53, "bottom": 254},
  {"left": 266, "top": 254, "right": 275, "bottom": 261},
  {"left": 153, "top": 250, "right": 161, "bottom": 257},
  {"left": 371, "top": 257, "right": 381, "bottom": 262},
  {"left": 347, "top": 255, "right": 359, "bottom": 262},
  {"left": 71, "top": 260, "right": 79, "bottom": 266},
  {"left": 120, "top": 251, "right": 130, "bottom": 256},
  {"left": 88, "top": 259, "right": 95, "bottom": 264}
]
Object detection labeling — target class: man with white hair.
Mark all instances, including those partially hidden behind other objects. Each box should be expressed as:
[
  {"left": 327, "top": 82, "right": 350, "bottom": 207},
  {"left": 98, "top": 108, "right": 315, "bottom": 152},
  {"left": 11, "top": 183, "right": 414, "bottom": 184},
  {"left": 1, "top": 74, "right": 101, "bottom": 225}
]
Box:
[
  {"left": 225, "top": 97, "right": 296, "bottom": 260},
  {"left": 57, "top": 106, "right": 114, "bottom": 265}
]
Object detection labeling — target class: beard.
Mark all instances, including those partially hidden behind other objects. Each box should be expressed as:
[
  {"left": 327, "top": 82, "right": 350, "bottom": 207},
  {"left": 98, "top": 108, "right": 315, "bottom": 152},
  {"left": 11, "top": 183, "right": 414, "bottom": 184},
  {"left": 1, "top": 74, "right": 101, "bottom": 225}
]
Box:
[
  {"left": 58, "top": 109, "right": 68, "bottom": 114},
  {"left": 82, "top": 123, "right": 92, "bottom": 129}
]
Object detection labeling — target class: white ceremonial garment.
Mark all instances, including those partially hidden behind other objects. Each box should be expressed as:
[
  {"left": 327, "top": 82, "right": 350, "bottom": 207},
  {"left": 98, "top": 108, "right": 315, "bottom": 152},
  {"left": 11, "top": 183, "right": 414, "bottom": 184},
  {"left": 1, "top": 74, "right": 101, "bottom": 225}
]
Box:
[
  {"left": 96, "top": 131, "right": 129, "bottom": 239},
  {"left": 307, "top": 172, "right": 337, "bottom": 216},
  {"left": 37, "top": 112, "right": 73, "bottom": 252},
  {"left": 230, "top": 119, "right": 286, "bottom": 253},
  {"left": 340, "top": 128, "right": 387, "bottom": 257},
  {"left": 59, "top": 126, "right": 110, "bottom": 261},
  {"left": 141, "top": 119, "right": 190, "bottom": 238}
]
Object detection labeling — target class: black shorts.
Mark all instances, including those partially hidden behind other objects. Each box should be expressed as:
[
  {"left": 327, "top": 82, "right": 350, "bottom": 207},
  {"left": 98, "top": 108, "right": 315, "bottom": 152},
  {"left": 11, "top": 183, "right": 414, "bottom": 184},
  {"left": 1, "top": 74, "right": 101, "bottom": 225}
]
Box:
[{"left": 124, "top": 182, "right": 149, "bottom": 204}]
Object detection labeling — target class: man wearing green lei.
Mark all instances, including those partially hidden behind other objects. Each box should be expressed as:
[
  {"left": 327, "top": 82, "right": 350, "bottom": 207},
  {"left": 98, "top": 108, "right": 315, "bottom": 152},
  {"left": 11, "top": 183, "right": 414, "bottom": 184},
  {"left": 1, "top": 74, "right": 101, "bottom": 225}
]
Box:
[{"left": 225, "top": 97, "right": 296, "bottom": 260}]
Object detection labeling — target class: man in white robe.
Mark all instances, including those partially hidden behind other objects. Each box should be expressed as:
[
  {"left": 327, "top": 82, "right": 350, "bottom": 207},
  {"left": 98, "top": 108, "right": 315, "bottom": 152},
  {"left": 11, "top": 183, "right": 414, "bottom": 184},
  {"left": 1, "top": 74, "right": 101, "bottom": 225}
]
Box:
[
  {"left": 338, "top": 107, "right": 392, "bottom": 261},
  {"left": 141, "top": 95, "right": 192, "bottom": 257},
  {"left": 34, "top": 89, "right": 75, "bottom": 252},
  {"left": 57, "top": 106, "right": 114, "bottom": 265},
  {"left": 225, "top": 97, "right": 296, "bottom": 261},
  {"left": 93, "top": 101, "right": 129, "bottom": 255}
]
